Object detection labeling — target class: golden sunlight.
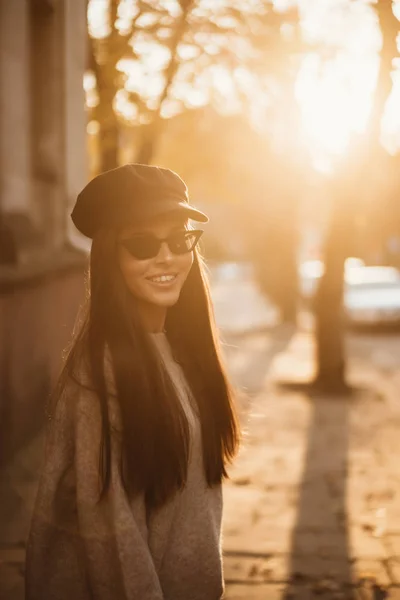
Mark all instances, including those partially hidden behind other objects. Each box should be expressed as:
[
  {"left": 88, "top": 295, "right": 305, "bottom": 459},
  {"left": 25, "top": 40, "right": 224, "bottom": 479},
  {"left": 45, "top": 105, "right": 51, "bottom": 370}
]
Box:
[
  {"left": 296, "top": 0, "right": 400, "bottom": 172},
  {"left": 87, "top": 0, "right": 400, "bottom": 172}
]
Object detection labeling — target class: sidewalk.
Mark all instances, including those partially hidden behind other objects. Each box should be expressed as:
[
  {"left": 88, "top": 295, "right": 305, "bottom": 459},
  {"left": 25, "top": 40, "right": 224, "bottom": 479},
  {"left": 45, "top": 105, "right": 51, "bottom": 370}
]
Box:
[
  {"left": 0, "top": 431, "right": 44, "bottom": 600},
  {"left": 222, "top": 330, "right": 400, "bottom": 599},
  {"left": 209, "top": 265, "right": 280, "bottom": 335}
]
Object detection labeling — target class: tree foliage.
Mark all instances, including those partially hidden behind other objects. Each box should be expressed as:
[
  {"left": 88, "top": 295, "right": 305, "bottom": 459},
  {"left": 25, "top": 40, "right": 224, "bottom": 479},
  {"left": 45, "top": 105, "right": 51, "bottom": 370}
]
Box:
[{"left": 87, "top": 0, "right": 303, "bottom": 169}]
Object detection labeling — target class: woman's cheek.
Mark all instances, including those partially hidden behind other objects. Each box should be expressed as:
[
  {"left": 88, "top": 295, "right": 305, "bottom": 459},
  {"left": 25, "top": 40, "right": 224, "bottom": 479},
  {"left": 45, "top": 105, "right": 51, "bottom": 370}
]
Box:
[{"left": 119, "top": 252, "right": 149, "bottom": 295}]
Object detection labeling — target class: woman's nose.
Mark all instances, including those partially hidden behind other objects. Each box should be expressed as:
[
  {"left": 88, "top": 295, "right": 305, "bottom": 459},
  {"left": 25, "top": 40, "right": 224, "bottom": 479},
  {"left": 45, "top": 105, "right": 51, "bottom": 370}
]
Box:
[{"left": 155, "top": 241, "right": 173, "bottom": 263}]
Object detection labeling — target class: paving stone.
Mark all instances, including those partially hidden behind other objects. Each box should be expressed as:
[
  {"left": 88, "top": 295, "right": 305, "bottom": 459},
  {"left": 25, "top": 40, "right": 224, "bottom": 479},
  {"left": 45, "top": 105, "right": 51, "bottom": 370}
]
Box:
[
  {"left": 351, "top": 559, "right": 391, "bottom": 587},
  {"left": 289, "top": 530, "right": 351, "bottom": 559},
  {"left": 224, "top": 583, "right": 287, "bottom": 600},
  {"left": 224, "top": 582, "right": 346, "bottom": 599},
  {"left": 0, "top": 563, "right": 24, "bottom": 600},
  {"left": 387, "top": 558, "right": 400, "bottom": 585},
  {"left": 386, "top": 536, "right": 400, "bottom": 558},
  {"left": 224, "top": 554, "right": 289, "bottom": 583},
  {"left": 348, "top": 525, "right": 388, "bottom": 559},
  {"left": 223, "top": 526, "right": 292, "bottom": 555},
  {"left": 0, "top": 546, "right": 25, "bottom": 565},
  {"left": 287, "top": 556, "right": 353, "bottom": 585}
]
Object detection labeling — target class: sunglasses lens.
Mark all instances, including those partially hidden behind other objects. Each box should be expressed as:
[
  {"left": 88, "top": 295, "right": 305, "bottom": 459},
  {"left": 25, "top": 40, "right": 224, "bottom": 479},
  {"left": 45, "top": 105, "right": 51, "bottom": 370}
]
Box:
[
  {"left": 169, "top": 232, "right": 200, "bottom": 255},
  {"left": 123, "top": 236, "right": 159, "bottom": 259},
  {"left": 121, "top": 231, "right": 202, "bottom": 260}
]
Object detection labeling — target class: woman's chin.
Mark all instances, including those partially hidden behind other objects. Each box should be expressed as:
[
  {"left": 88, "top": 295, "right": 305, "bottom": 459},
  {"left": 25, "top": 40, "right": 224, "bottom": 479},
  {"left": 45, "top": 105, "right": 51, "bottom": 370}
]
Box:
[
  {"left": 143, "top": 289, "right": 182, "bottom": 309},
  {"left": 155, "top": 294, "right": 181, "bottom": 308}
]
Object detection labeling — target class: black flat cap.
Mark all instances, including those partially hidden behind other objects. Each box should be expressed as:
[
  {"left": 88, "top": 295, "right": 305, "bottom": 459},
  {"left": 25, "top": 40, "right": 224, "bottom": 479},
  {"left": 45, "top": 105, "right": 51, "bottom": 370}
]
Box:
[{"left": 71, "top": 163, "right": 209, "bottom": 239}]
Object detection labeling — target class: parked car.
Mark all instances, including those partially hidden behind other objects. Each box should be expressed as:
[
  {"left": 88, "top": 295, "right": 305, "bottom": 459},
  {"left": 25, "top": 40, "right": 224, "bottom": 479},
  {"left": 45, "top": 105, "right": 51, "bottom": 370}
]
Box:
[{"left": 299, "top": 258, "right": 400, "bottom": 327}]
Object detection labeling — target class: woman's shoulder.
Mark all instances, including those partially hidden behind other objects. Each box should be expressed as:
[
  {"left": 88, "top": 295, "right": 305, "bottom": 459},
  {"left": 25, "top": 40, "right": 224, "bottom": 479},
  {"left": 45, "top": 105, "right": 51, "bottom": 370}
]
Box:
[
  {"left": 50, "top": 345, "right": 118, "bottom": 427},
  {"left": 67, "top": 343, "right": 116, "bottom": 393}
]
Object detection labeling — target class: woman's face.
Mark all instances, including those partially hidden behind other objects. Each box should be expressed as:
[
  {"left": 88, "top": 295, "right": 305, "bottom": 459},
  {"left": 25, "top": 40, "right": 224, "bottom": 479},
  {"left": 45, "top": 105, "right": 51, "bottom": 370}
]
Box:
[{"left": 117, "top": 212, "right": 194, "bottom": 320}]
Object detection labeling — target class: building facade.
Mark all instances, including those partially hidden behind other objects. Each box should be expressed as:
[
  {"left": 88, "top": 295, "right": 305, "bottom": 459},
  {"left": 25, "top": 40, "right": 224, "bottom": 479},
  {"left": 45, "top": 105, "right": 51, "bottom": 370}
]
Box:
[{"left": 0, "top": 0, "right": 88, "bottom": 464}]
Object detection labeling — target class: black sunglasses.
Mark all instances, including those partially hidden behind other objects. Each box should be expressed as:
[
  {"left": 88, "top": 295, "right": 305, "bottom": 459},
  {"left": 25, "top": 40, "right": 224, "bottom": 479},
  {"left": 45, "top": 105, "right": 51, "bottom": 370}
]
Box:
[{"left": 120, "top": 229, "right": 204, "bottom": 260}]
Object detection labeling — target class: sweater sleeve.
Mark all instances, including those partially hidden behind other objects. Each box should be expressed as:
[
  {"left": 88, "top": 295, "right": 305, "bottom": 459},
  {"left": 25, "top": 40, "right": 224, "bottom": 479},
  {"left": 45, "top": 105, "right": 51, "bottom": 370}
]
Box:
[
  {"left": 74, "top": 380, "right": 164, "bottom": 600},
  {"left": 25, "top": 375, "right": 164, "bottom": 600}
]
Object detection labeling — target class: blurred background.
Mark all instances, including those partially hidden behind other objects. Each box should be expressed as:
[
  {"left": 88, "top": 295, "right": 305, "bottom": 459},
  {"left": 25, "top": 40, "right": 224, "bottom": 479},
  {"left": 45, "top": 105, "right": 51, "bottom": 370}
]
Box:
[{"left": 1, "top": 0, "right": 400, "bottom": 598}]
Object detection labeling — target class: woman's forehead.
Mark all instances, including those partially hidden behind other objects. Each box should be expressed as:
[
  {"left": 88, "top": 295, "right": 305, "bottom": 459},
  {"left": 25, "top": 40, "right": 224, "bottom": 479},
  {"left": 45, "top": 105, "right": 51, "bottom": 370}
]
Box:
[{"left": 119, "top": 213, "right": 188, "bottom": 237}]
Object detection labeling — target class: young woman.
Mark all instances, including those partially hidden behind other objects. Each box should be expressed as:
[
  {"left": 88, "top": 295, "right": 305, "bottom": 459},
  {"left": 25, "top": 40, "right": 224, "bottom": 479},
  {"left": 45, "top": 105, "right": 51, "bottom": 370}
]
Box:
[{"left": 25, "top": 164, "right": 240, "bottom": 600}]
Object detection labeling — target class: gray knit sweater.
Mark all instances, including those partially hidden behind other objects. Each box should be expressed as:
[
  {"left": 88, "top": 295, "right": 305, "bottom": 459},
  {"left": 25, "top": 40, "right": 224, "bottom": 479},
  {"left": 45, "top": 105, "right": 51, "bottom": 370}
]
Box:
[{"left": 25, "top": 333, "right": 224, "bottom": 600}]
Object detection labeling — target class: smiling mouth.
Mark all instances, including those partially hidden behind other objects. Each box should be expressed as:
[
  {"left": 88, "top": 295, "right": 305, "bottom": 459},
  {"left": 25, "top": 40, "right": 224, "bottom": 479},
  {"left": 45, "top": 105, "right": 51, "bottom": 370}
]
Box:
[{"left": 147, "top": 274, "right": 177, "bottom": 284}]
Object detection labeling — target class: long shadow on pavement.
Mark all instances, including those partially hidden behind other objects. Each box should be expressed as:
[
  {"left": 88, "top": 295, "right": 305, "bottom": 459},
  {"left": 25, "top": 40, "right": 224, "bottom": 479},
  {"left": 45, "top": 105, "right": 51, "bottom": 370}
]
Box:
[{"left": 282, "top": 392, "right": 354, "bottom": 599}]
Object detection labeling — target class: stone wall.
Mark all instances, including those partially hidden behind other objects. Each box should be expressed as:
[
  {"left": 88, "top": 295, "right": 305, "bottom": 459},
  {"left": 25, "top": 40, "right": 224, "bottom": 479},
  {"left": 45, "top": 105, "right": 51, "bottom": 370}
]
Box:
[
  {"left": 0, "top": 256, "right": 86, "bottom": 466},
  {"left": 0, "top": 0, "right": 88, "bottom": 464}
]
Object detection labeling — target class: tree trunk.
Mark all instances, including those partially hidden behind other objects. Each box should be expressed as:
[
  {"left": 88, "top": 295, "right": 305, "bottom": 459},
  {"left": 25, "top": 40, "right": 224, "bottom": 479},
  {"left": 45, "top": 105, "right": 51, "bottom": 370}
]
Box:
[
  {"left": 253, "top": 210, "right": 298, "bottom": 323},
  {"left": 314, "top": 190, "right": 349, "bottom": 391},
  {"left": 135, "top": 122, "right": 160, "bottom": 165},
  {"left": 135, "top": 0, "right": 195, "bottom": 164},
  {"left": 90, "top": 0, "right": 120, "bottom": 173},
  {"left": 368, "top": 1, "right": 398, "bottom": 143},
  {"left": 96, "top": 77, "right": 119, "bottom": 172},
  {"left": 313, "top": 0, "right": 398, "bottom": 392}
]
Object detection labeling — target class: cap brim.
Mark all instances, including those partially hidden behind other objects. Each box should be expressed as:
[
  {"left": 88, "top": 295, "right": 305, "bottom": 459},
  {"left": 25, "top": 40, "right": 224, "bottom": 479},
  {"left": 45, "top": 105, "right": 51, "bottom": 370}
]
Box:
[
  {"left": 177, "top": 204, "right": 209, "bottom": 223},
  {"left": 140, "top": 200, "right": 209, "bottom": 223}
]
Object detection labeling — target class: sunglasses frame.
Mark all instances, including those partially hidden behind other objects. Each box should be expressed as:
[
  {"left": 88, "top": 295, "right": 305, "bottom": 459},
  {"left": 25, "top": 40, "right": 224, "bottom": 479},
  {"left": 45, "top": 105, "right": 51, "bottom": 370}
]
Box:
[{"left": 120, "top": 229, "right": 204, "bottom": 260}]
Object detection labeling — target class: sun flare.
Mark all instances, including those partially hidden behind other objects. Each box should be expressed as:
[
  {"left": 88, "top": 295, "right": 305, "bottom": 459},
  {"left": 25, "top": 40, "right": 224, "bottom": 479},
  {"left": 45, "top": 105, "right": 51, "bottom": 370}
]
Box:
[
  {"left": 295, "top": 0, "right": 400, "bottom": 171},
  {"left": 87, "top": 0, "right": 400, "bottom": 172}
]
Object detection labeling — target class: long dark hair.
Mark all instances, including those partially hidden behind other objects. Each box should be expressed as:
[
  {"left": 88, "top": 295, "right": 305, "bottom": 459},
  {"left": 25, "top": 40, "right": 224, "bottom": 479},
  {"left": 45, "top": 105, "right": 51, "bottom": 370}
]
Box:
[{"left": 49, "top": 227, "right": 240, "bottom": 511}]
